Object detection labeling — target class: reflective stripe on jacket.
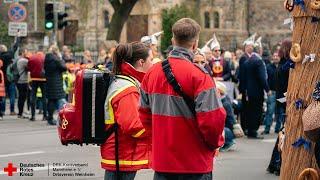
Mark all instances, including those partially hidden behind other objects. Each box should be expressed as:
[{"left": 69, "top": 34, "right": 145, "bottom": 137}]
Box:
[
  {"left": 100, "top": 63, "right": 150, "bottom": 172},
  {"left": 140, "top": 54, "right": 226, "bottom": 173}
]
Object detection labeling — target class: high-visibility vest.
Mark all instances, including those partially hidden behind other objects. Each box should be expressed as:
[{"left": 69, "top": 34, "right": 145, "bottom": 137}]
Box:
[
  {"left": 101, "top": 75, "right": 149, "bottom": 171},
  {"left": 63, "top": 72, "right": 76, "bottom": 94},
  {"left": 105, "top": 75, "right": 137, "bottom": 125},
  {"left": 36, "top": 87, "right": 42, "bottom": 98},
  {"left": 0, "top": 70, "right": 5, "bottom": 97}
]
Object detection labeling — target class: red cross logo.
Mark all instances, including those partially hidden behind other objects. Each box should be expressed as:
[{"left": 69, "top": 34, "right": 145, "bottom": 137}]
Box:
[{"left": 4, "top": 163, "right": 17, "bottom": 176}]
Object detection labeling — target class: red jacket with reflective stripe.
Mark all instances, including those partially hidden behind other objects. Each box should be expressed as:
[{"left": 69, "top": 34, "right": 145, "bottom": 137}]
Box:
[
  {"left": 100, "top": 63, "right": 151, "bottom": 171},
  {"left": 140, "top": 55, "right": 226, "bottom": 173}
]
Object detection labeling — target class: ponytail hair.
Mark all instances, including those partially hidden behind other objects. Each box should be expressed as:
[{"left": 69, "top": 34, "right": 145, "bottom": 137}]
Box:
[{"left": 112, "top": 42, "right": 150, "bottom": 74}]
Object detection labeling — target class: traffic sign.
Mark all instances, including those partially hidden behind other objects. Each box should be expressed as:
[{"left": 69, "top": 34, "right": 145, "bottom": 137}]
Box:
[
  {"left": 43, "top": 36, "right": 49, "bottom": 47},
  {"left": 8, "top": 22, "right": 27, "bottom": 37},
  {"left": 8, "top": 3, "right": 27, "bottom": 22}
]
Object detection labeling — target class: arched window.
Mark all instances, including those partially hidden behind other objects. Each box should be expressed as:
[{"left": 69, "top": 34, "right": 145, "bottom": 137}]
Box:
[
  {"left": 204, "top": 11, "right": 210, "bottom": 28},
  {"left": 213, "top": 11, "right": 220, "bottom": 28},
  {"left": 104, "top": 10, "right": 110, "bottom": 28}
]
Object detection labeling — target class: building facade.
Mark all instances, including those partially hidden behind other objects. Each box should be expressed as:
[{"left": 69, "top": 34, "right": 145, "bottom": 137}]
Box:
[{"left": 0, "top": 0, "right": 292, "bottom": 51}]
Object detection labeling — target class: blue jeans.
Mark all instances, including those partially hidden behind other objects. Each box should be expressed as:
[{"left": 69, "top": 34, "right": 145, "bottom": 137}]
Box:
[
  {"left": 264, "top": 91, "right": 276, "bottom": 133},
  {"left": 47, "top": 98, "right": 67, "bottom": 122},
  {"left": 224, "top": 127, "right": 235, "bottom": 147},
  {"left": 221, "top": 95, "right": 236, "bottom": 131},
  {"left": 36, "top": 98, "right": 43, "bottom": 110},
  {"left": 2, "top": 82, "right": 16, "bottom": 113},
  {"left": 275, "top": 105, "right": 286, "bottom": 133}
]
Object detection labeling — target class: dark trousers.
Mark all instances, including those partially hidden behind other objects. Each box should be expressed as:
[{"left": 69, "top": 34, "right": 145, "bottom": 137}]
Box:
[
  {"left": 0, "top": 97, "right": 4, "bottom": 117},
  {"left": 247, "top": 97, "right": 264, "bottom": 137},
  {"left": 240, "top": 94, "right": 248, "bottom": 133},
  {"left": 27, "top": 85, "right": 31, "bottom": 111},
  {"left": 154, "top": 172, "right": 212, "bottom": 180},
  {"left": 104, "top": 170, "right": 136, "bottom": 180},
  {"left": 16, "top": 83, "right": 28, "bottom": 116},
  {"left": 30, "top": 81, "right": 47, "bottom": 118},
  {"left": 267, "top": 137, "right": 281, "bottom": 171},
  {"left": 47, "top": 98, "right": 67, "bottom": 121}
]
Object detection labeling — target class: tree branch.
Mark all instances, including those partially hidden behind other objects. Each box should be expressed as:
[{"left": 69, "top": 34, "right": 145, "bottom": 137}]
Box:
[
  {"left": 106, "top": 0, "right": 138, "bottom": 41},
  {"left": 109, "top": 0, "right": 121, "bottom": 9},
  {"left": 122, "top": 0, "right": 138, "bottom": 7}
]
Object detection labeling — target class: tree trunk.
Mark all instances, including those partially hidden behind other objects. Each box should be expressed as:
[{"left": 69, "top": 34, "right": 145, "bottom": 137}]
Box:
[
  {"left": 280, "top": 1, "right": 320, "bottom": 179},
  {"left": 106, "top": 0, "right": 138, "bottom": 41},
  {"left": 95, "top": 0, "right": 99, "bottom": 51}
]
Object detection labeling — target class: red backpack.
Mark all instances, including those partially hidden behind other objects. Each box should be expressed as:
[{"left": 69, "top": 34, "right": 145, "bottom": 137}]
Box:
[{"left": 58, "top": 69, "right": 114, "bottom": 145}]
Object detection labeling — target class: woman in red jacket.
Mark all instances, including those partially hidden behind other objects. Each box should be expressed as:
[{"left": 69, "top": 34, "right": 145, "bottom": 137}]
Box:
[{"left": 101, "top": 42, "right": 153, "bottom": 180}]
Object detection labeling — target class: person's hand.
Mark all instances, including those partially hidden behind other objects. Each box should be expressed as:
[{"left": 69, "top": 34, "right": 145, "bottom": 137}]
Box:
[
  {"left": 267, "top": 91, "right": 272, "bottom": 96},
  {"left": 215, "top": 77, "right": 223, "bottom": 81}
]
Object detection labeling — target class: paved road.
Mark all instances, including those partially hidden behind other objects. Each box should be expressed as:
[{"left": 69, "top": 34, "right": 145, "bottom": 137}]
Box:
[{"left": 0, "top": 114, "right": 279, "bottom": 180}]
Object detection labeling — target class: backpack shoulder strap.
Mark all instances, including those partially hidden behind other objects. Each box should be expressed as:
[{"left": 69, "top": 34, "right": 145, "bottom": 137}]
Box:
[{"left": 161, "top": 59, "right": 196, "bottom": 115}]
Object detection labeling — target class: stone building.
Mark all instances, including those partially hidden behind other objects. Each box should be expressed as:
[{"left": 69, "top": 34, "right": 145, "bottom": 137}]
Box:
[
  {"left": 0, "top": 0, "right": 292, "bottom": 52},
  {"left": 64, "top": 0, "right": 185, "bottom": 50},
  {"left": 65, "top": 0, "right": 291, "bottom": 51}
]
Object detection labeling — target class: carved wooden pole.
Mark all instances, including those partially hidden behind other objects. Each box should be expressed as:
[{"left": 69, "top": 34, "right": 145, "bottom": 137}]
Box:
[{"left": 280, "top": 0, "right": 320, "bottom": 179}]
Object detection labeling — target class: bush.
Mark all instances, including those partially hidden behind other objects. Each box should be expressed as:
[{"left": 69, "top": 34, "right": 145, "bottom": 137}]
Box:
[
  {"left": 0, "top": 20, "right": 13, "bottom": 48},
  {"left": 161, "top": 4, "right": 200, "bottom": 54}
]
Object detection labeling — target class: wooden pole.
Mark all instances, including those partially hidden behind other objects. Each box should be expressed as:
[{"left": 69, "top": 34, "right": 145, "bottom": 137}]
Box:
[{"left": 280, "top": 1, "right": 320, "bottom": 179}]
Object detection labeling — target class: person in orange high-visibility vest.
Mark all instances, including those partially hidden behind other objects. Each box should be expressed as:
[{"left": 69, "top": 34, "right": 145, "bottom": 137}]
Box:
[
  {"left": 0, "top": 59, "right": 6, "bottom": 120},
  {"left": 101, "top": 42, "right": 153, "bottom": 180}
]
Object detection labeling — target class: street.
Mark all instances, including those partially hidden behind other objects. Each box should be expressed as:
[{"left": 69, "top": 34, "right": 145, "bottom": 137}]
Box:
[{"left": 0, "top": 114, "right": 279, "bottom": 180}]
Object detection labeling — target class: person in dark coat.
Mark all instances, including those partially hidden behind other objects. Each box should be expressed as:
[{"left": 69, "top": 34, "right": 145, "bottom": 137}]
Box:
[
  {"left": 266, "top": 39, "right": 292, "bottom": 176},
  {"left": 0, "top": 38, "right": 20, "bottom": 80},
  {"left": 0, "top": 45, "right": 14, "bottom": 80},
  {"left": 44, "top": 45, "right": 67, "bottom": 125},
  {"left": 274, "top": 40, "right": 291, "bottom": 132},
  {"left": 238, "top": 50, "right": 251, "bottom": 135},
  {"left": 262, "top": 51, "right": 279, "bottom": 134},
  {"left": 0, "top": 41, "right": 19, "bottom": 115},
  {"left": 243, "top": 52, "right": 270, "bottom": 139}
]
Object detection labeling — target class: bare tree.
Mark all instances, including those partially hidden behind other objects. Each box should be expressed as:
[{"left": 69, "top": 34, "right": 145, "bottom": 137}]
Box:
[{"left": 106, "top": 0, "right": 138, "bottom": 41}]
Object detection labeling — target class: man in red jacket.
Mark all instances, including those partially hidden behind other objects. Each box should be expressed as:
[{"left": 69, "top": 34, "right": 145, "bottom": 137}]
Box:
[
  {"left": 28, "top": 51, "right": 47, "bottom": 121},
  {"left": 139, "top": 18, "right": 226, "bottom": 180}
]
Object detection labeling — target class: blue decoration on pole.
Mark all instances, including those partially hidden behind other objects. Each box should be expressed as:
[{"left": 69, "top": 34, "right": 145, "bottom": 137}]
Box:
[
  {"left": 282, "top": 59, "right": 295, "bottom": 71},
  {"left": 292, "top": 137, "right": 311, "bottom": 151},
  {"left": 311, "top": 16, "right": 320, "bottom": 23},
  {"left": 312, "top": 81, "right": 320, "bottom": 101},
  {"left": 294, "top": 0, "right": 306, "bottom": 12},
  {"left": 295, "top": 99, "right": 304, "bottom": 109}
]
